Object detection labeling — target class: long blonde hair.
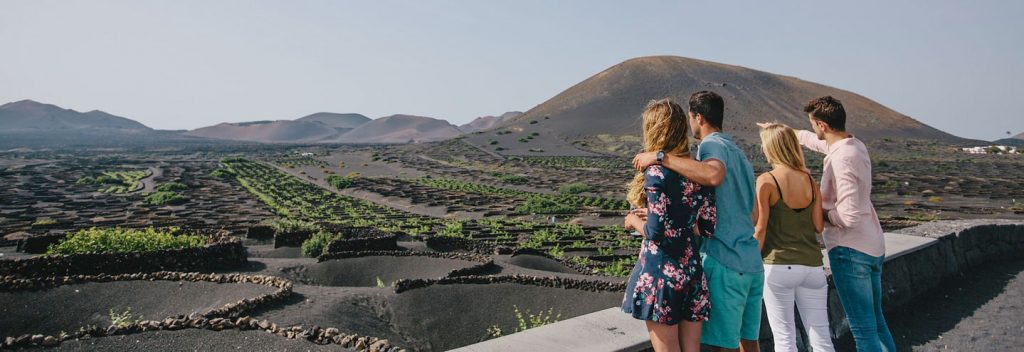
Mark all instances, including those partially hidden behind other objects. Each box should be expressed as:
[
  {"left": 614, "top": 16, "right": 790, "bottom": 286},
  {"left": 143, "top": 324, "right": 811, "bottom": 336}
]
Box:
[
  {"left": 759, "top": 123, "right": 807, "bottom": 171},
  {"left": 627, "top": 99, "right": 691, "bottom": 207}
]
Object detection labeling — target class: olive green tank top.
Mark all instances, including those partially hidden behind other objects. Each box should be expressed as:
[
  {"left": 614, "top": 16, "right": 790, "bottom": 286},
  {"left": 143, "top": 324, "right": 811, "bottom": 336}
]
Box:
[{"left": 761, "top": 172, "right": 824, "bottom": 266}]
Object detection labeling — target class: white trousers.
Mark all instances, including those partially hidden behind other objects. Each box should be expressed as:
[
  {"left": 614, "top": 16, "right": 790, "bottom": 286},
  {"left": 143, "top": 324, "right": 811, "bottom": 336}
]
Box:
[{"left": 763, "top": 264, "right": 835, "bottom": 352}]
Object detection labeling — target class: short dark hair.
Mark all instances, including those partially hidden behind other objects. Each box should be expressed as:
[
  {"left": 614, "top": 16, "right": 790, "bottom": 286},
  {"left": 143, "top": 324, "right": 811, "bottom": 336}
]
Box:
[
  {"left": 803, "top": 96, "right": 846, "bottom": 131},
  {"left": 688, "top": 91, "right": 724, "bottom": 129}
]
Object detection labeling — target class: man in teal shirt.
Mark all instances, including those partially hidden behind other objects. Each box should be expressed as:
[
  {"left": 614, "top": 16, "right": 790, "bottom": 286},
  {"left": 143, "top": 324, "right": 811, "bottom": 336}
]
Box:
[{"left": 633, "top": 91, "right": 762, "bottom": 352}]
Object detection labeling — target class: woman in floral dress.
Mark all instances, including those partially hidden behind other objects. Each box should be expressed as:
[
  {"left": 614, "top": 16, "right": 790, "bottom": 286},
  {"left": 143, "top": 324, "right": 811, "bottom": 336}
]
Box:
[{"left": 622, "top": 99, "right": 716, "bottom": 352}]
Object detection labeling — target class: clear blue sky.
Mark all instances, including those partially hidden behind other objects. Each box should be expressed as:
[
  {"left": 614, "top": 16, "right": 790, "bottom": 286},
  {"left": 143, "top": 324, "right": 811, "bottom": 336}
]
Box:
[{"left": 1, "top": 1, "right": 1021, "bottom": 140}]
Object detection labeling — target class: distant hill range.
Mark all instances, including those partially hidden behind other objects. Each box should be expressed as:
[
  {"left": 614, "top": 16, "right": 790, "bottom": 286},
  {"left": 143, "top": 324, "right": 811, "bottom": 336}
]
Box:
[
  {"left": 1, "top": 56, "right": 983, "bottom": 150},
  {"left": 0, "top": 100, "right": 151, "bottom": 131},
  {"left": 0, "top": 99, "right": 467, "bottom": 146},
  {"left": 994, "top": 131, "right": 1024, "bottom": 146},
  {"left": 295, "top": 112, "right": 371, "bottom": 132},
  {"left": 326, "top": 114, "right": 462, "bottom": 144},
  {"left": 184, "top": 120, "right": 341, "bottom": 143},
  {"left": 466, "top": 56, "right": 974, "bottom": 155},
  {"left": 0, "top": 100, "right": 198, "bottom": 148},
  {"left": 188, "top": 113, "right": 461, "bottom": 144},
  {"left": 459, "top": 111, "right": 523, "bottom": 132}
]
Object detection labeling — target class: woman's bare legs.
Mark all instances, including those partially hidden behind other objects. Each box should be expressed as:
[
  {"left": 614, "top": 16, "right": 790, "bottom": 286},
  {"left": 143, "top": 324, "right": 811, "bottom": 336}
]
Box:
[
  {"left": 678, "top": 320, "right": 703, "bottom": 352},
  {"left": 646, "top": 321, "right": 681, "bottom": 352}
]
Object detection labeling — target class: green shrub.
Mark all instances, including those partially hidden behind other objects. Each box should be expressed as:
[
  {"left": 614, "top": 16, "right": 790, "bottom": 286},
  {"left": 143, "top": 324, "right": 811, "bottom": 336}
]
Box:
[
  {"left": 602, "top": 257, "right": 636, "bottom": 277},
  {"left": 546, "top": 245, "right": 565, "bottom": 259},
  {"left": 78, "top": 170, "right": 146, "bottom": 193},
  {"left": 558, "top": 182, "right": 593, "bottom": 195},
  {"left": 514, "top": 197, "right": 577, "bottom": 214},
  {"left": 439, "top": 221, "right": 465, "bottom": 238},
  {"left": 209, "top": 168, "right": 233, "bottom": 179},
  {"left": 326, "top": 173, "right": 360, "bottom": 190},
  {"left": 32, "top": 218, "right": 57, "bottom": 226},
  {"left": 515, "top": 305, "right": 559, "bottom": 331},
  {"left": 489, "top": 172, "right": 528, "bottom": 184},
  {"left": 110, "top": 307, "right": 141, "bottom": 327},
  {"left": 155, "top": 182, "right": 188, "bottom": 192},
  {"left": 47, "top": 227, "right": 206, "bottom": 255},
  {"left": 145, "top": 191, "right": 188, "bottom": 205},
  {"left": 300, "top": 230, "right": 340, "bottom": 257},
  {"left": 569, "top": 256, "right": 591, "bottom": 267}
]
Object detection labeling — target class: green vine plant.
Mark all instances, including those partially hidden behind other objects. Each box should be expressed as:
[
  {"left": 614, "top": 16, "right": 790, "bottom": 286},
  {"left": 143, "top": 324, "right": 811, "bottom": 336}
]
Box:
[
  {"left": 487, "top": 305, "right": 562, "bottom": 338},
  {"left": 109, "top": 307, "right": 142, "bottom": 327}
]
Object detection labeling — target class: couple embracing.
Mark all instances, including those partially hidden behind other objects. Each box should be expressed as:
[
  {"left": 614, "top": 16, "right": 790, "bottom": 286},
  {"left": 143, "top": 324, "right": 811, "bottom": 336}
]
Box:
[{"left": 621, "top": 92, "right": 894, "bottom": 352}]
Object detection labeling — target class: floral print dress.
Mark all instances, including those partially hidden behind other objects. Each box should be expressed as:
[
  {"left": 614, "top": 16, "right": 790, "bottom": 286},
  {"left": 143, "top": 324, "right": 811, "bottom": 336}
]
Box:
[{"left": 622, "top": 165, "right": 716, "bottom": 324}]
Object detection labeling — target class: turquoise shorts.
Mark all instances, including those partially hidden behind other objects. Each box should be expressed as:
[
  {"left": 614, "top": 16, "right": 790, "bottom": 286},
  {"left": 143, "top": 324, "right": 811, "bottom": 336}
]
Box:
[{"left": 701, "top": 253, "right": 764, "bottom": 349}]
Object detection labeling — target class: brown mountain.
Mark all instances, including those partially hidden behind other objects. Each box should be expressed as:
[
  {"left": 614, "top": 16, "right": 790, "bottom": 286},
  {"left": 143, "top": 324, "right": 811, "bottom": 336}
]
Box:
[
  {"left": 468, "top": 56, "right": 966, "bottom": 155},
  {"left": 334, "top": 114, "right": 462, "bottom": 144},
  {"left": 185, "top": 120, "right": 339, "bottom": 143},
  {"left": 995, "top": 131, "right": 1024, "bottom": 146},
  {"left": 0, "top": 100, "right": 151, "bottom": 131},
  {"left": 460, "top": 111, "right": 523, "bottom": 132},
  {"left": 295, "top": 112, "right": 371, "bottom": 132}
]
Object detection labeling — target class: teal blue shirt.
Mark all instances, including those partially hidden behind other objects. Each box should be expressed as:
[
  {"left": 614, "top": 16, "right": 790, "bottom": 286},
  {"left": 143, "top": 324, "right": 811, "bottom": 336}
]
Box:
[{"left": 697, "top": 132, "right": 763, "bottom": 273}]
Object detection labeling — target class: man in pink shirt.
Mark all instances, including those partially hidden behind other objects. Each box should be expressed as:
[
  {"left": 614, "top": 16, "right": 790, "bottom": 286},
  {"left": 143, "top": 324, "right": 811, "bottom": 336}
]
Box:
[{"left": 792, "top": 96, "right": 895, "bottom": 352}]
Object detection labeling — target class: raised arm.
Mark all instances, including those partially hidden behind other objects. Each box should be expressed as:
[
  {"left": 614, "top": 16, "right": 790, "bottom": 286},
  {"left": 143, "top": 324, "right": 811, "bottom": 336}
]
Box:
[
  {"left": 752, "top": 174, "right": 773, "bottom": 250},
  {"left": 811, "top": 177, "right": 824, "bottom": 234},
  {"left": 797, "top": 130, "right": 828, "bottom": 155}
]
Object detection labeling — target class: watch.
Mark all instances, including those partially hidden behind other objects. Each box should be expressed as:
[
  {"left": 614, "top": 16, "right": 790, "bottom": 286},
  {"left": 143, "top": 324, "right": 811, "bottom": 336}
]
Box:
[{"left": 655, "top": 150, "right": 666, "bottom": 164}]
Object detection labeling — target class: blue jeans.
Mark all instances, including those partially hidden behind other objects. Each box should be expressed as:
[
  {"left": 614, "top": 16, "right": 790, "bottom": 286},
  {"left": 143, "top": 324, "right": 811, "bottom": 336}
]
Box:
[{"left": 828, "top": 246, "right": 896, "bottom": 352}]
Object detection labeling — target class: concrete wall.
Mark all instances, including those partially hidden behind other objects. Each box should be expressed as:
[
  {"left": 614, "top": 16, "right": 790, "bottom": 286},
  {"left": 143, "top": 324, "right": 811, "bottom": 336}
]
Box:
[{"left": 454, "top": 219, "right": 1024, "bottom": 352}]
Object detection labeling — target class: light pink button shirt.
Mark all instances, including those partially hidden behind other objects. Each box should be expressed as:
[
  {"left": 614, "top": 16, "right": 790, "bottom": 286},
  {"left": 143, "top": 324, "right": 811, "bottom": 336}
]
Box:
[{"left": 797, "top": 130, "right": 886, "bottom": 257}]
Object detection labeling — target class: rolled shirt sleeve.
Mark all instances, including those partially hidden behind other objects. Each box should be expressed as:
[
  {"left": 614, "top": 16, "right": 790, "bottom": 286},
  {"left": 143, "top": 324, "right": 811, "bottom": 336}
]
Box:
[{"left": 797, "top": 130, "right": 828, "bottom": 154}]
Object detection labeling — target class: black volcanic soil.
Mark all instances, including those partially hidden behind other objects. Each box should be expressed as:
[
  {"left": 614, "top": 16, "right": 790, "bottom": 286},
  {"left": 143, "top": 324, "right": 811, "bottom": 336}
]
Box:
[
  {"left": 35, "top": 329, "right": 342, "bottom": 352},
  {"left": 387, "top": 283, "right": 624, "bottom": 351},
  {"left": 0, "top": 280, "right": 275, "bottom": 337},
  {"left": 508, "top": 254, "right": 583, "bottom": 274},
  {"left": 247, "top": 285, "right": 410, "bottom": 348},
  {"left": 277, "top": 256, "right": 482, "bottom": 287}
]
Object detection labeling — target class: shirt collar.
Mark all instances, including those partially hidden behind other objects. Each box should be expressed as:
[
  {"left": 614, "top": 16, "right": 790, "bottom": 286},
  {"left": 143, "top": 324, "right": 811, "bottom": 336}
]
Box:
[
  {"left": 705, "top": 131, "right": 731, "bottom": 141},
  {"left": 827, "top": 135, "right": 858, "bottom": 155}
]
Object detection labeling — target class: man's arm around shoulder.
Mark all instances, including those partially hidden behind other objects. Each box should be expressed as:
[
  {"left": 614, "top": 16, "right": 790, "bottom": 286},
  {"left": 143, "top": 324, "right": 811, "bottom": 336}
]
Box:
[{"left": 660, "top": 154, "right": 725, "bottom": 187}]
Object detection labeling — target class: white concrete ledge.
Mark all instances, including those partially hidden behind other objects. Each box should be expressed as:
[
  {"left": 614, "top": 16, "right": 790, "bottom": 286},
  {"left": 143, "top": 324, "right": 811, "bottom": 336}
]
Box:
[
  {"left": 455, "top": 224, "right": 1020, "bottom": 352},
  {"left": 448, "top": 307, "right": 649, "bottom": 352},
  {"left": 821, "top": 232, "right": 937, "bottom": 268}
]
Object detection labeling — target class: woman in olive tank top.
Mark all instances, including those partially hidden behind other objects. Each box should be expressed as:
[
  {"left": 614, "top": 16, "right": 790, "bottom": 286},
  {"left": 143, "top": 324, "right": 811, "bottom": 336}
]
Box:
[{"left": 753, "top": 123, "right": 835, "bottom": 352}]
